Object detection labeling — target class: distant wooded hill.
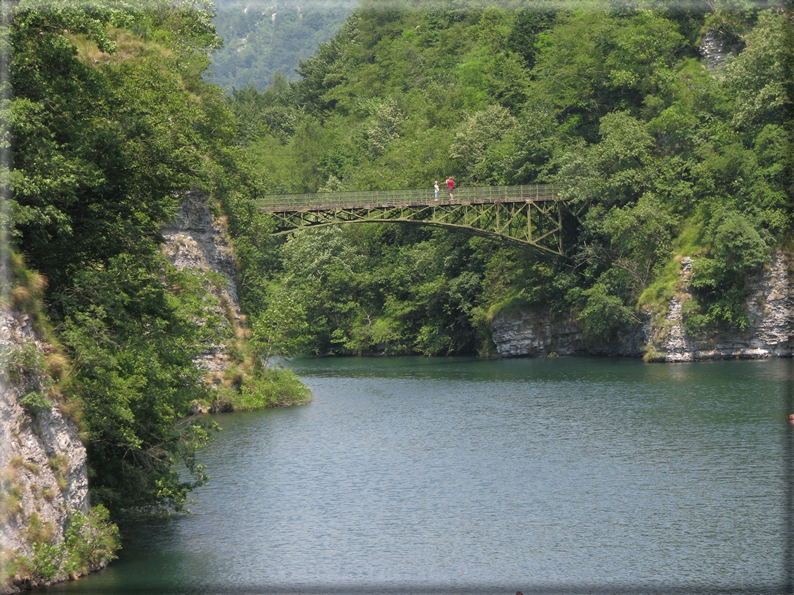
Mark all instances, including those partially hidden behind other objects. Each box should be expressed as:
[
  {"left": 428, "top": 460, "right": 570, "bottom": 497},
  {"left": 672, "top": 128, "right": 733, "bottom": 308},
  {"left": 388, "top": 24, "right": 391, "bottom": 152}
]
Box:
[{"left": 208, "top": 0, "right": 356, "bottom": 90}]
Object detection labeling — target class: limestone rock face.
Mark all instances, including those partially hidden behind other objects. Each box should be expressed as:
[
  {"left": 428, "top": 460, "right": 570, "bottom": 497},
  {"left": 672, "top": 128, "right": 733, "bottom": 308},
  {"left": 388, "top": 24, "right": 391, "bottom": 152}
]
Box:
[
  {"left": 161, "top": 193, "right": 244, "bottom": 382},
  {"left": 650, "top": 252, "right": 793, "bottom": 362},
  {"left": 491, "top": 309, "right": 581, "bottom": 357},
  {"left": 490, "top": 251, "right": 793, "bottom": 362},
  {"left": 699, "top": 29, "right": 733, "bottom": 70},
  {"left": 491, "top": 308, "right": 644, "bottom": 358},
  {"left": 162, "top": 192, "right": 239, "bottom": 306},
  {"left": 1, "top": 309, "right": 90, "bottom": 594}
]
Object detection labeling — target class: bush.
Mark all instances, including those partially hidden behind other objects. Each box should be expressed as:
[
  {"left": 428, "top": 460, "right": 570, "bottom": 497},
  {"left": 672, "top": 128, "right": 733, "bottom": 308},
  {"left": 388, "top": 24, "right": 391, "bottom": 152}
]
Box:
[
  {"left": 63, "top": 506, "right": 120, "bottom": 575},
  {"left": 229, "top": 367, "right": 312, "bottom": 410},
  {"left": 19, "top": 391, "right": 53, "bottom": 415},
  {"left": 31, "top": 543, "right": 61, "bottom": 581},
  {"left": 686, "top": 211, "right": 769, "bottom": 330}
]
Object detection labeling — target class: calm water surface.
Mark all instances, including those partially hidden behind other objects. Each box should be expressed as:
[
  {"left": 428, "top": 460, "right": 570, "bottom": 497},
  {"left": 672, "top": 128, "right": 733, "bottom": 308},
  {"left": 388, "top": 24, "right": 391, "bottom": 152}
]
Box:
[{"left": 48, "top": 357, "right": 791, "bottom": 594}]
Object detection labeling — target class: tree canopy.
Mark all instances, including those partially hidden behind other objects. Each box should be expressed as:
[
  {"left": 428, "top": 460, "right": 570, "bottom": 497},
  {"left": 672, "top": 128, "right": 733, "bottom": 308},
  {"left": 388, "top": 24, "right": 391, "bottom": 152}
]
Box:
[
  {"left": 222, "top": 1, "right": 792, "bottom": 355},
  {"left": 7, "top": 0, "right": 307, "bottom": 515},
  {"left": 208, "top": 0, "right": 355, "bottom": 91}
]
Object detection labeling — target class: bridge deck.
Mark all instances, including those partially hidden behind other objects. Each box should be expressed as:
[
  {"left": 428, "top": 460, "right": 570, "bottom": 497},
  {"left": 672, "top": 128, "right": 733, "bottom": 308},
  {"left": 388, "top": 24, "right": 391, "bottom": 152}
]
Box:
[{"left": 257, "top": 184, "right": 556, "bottom": 212}]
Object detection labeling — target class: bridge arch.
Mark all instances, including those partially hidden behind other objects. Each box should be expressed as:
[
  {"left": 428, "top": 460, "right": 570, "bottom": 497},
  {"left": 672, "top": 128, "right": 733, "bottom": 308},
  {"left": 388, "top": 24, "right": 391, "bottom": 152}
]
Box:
[{"left": 257, "top": 185, "right": 570, "bottom": 259}]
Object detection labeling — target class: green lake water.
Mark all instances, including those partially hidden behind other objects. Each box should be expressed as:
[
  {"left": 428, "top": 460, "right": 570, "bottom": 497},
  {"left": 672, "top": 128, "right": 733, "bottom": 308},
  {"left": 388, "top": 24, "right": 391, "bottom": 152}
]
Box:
[{"left": 46, "top": 357, "right": 792, "bottom": 594}]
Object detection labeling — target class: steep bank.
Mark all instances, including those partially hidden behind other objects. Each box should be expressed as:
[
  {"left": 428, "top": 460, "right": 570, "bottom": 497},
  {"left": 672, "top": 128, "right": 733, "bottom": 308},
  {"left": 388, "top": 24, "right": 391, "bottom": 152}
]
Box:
[
  {"left": 162, "top": 193, "right": 311, "bottom": 410},
  {"left": 1, "top": 307, "right": 116, "bottom": 594},
  {"left": 491, "top": 250, "right": 793, "bottom": 362},
  {"left": 646, "top": 252, "right": 792, "bottom": 362},
  {"left": 162, "top": 193, "right": 245, "bottom": 391},
  {"left": 491, "top": 307, "right": 644, "bottom": 358}
]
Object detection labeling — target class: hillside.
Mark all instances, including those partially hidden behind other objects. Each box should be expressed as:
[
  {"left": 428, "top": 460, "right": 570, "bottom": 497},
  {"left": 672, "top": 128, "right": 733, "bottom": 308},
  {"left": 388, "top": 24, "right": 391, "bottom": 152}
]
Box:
[
  {"left": 1, "top": 0, "right": 791, "bottom": 587},
  {"left": 208, "top": 0, "right": 356, "bottom": 90},
  {"left": 3, "top": 3, "right": 310, "bottom": 588},
  {"left": 225, "top": 0, "right": 792, "bottom": 357}
]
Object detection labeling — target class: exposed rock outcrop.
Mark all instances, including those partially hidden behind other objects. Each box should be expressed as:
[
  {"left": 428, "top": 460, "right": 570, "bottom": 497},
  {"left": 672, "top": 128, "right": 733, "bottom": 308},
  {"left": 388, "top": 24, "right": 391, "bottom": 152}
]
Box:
[
  {"left": 162, "top": 192, "right": 238, "bottom": 306},
  {"left": 161, "top": 193, "right": 245, "bottom": 387},
  {"left": 648, "top": 252, "right": 793, "bottom": 362},
  {"left": 0, "top": 309, "right": 91, "bottom": 594},
  {"left": 491, "top": 307, "right": 644, "bottom": 358},
  {"left": 698, "top": 28, "right": 739, "bottom": 70},
  {"left": 490, "top": 250, "right": 793, "bottom": 362}
]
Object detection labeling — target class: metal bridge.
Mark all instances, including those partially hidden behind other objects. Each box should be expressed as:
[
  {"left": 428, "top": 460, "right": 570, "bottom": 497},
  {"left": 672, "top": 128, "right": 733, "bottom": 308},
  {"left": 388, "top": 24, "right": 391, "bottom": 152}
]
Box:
[{"left": 256, "top": 184, "right": 567, "bottom": 257}]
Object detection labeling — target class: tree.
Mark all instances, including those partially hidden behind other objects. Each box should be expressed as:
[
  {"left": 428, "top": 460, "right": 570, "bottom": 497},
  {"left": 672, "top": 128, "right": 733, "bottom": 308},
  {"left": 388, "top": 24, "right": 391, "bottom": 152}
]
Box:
[
  {"left": 450, "top": 104, "right": 518, "bottom": 184},
  {"left": 251, "top": 286, "right": 310, "bottom": 367},
  {"left": 721, "top": 10, "right": 792, "bottom": 136},
  {"left": 9, "top": 0, "right": 230, "bottom": 513}
]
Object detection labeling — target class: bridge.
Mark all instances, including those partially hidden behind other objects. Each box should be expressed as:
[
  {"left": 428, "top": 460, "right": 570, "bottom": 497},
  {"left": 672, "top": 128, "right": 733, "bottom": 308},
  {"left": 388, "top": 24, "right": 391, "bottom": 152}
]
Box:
[{"left": 256, "top": 184, "right": 569, "bottom": 258}]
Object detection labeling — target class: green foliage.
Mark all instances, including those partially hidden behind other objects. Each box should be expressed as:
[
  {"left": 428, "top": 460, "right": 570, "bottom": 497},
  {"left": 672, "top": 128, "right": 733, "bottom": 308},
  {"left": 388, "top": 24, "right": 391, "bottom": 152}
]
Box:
[
  {"left": 574, "top": 281, "right": 633, "bottom": 340},
  {"left": 47, "top": 455, "right": 69, "bottom": 492},
  {"left": 18, "top": 506, "right": 120, "bottom": 583},
  {"left": 208, "top": 0, "right": 355, "bottom": 91},
  {"left": 225, "top": 367, "right": 312, "bottom": 410},
  {"left": 10, "top": 2, "right": 217, "bottom": 292},
  {"left": 219, "top": 1, "right": 791, "bottom": 350},
  {"left": 7, "top": 0, "right": 251, "bottom": 516},
  {"left": 31, "top": 543, "right": 61, "bottom": 581},
  {"left": 1, "top": 331, "right": 58, "bottom": 417},
  {"left": 450, "top": 105, "right": 518, "bottom": 184},
  {"left": 6, "top": 2, "right": 790, "bottom": 551},
  {"left": 63, "top": 506, "right": 120, "bottom": 575},
  {"left": 55, "top": 255, "right": 218, "bottom": 511},
  {"left": 18, "top": 391, "right": 52, "bottom": 415},
  {"left": 246, "top": 225, "right": 499, "bottom": 357},
  {"left": 721, "top": 10, "right": 791, "bottom": 135},
  {"left": 685, "top": 210, "right": 769, "bottom": 331},
  {"left": 26, "top": 513, "right": 56, "bottom": 546},
  {"left": 2, "top": 341, "right": 44, "bottom": 386},
  {"left": 251, "top": 286, "right": 310, "bottom": 367}
]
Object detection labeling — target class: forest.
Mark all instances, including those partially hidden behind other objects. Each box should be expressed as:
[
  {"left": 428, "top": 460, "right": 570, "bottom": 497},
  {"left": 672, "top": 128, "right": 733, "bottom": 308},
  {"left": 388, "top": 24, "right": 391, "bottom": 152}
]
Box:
[
  {"left": 5, "top": 0, "right": 311, "bottom": 522},
  {"left": 4, "top": 0, "right": 792, "bottom": 540},
  {"left": 208, "top": 0, "right": 355, "bottom": 91},
  {"left": 227, "top": 0, "right": 792, "bottom": 358}
]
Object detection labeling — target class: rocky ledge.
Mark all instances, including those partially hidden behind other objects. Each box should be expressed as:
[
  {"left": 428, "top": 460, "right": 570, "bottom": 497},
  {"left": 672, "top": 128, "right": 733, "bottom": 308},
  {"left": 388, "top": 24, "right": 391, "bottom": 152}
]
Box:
[
  {"left": 491, "top": 250, "right": 793, "bottom": 362},
  {"left": 161, "top": 193, "right": 245, "bottom": 383},
  {"left": 649, "top": 252, "right": 792, "bottom": 362}
]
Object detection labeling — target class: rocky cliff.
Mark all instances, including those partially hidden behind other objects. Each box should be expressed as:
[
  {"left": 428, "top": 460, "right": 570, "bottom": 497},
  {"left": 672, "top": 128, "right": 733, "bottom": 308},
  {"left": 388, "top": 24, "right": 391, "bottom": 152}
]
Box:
[
  {"left": 0, "top": 307, "right": 99, "bottom": 594},
  {"left": 647, "top": 252, "right": 792, "bottom": 362},
  {"left": 491, "top": 307, "right": 644, "bottom": 358},
  {"left": 161, "top": 193, "right": 246, "bottom": 401},
  {"left": 162, "top": 192, "right": 239, "bottom": 308},
  {"left": 0, "top": 193, "right": 264, "bottom": 592},
  {"left": 491, "top": 250, "right": 793, "bottom": 361}
]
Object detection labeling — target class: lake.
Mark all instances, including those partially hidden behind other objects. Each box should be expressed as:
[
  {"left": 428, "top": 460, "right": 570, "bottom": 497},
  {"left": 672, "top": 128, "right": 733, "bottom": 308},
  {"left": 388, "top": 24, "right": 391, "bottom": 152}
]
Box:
[{"left": 46, "top": 357, "right": 792, "bottom": 594}]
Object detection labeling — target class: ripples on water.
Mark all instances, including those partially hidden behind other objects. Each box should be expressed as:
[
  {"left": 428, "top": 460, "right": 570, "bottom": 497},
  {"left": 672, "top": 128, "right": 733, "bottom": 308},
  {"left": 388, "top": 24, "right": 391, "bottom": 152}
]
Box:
[{"left": 47, "top": 357, "right": 791, "bottom": 594}]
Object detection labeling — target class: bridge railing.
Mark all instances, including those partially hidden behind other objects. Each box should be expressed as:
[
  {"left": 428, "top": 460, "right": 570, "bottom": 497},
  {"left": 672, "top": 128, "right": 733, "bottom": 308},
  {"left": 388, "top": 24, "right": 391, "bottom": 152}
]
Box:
[{"left": 256, "top": 184, "right": 556, "bottom": 211}]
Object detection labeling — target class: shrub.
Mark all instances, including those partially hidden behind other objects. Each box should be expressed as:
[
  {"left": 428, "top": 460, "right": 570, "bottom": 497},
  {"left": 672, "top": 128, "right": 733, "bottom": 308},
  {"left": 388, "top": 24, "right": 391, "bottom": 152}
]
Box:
[
  {"left": 31, "top": 543, "right": 61, "bottom": 581},
  {"left": 685, "top": 211, "right": 769, "bottom": 331},
  {"left": 229, "top": 367, "right": 312, "bottom": 410},
  {"left": 19, "top": 391, "right": 53, "bottom": 415},
  {"left": 62, "top": 506, "right": 120, "bottom": 575}
]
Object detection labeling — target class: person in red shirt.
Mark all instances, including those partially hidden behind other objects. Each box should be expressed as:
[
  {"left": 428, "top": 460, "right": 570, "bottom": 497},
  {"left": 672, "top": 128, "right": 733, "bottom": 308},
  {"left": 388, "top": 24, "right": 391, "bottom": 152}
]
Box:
[{"left": 446, "top": 177, "right": 455, "bottom": 201}]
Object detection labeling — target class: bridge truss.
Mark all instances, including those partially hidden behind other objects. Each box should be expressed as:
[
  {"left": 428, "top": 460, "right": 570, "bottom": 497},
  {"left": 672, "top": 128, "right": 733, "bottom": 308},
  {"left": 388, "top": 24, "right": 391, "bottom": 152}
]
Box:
[{"left": 257, "top": 185, "right": 568, "bottom": 258}]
